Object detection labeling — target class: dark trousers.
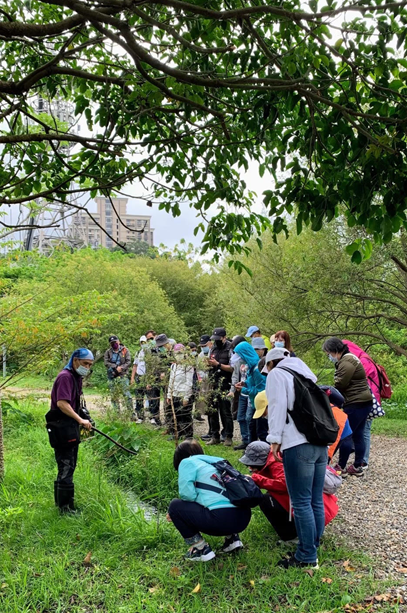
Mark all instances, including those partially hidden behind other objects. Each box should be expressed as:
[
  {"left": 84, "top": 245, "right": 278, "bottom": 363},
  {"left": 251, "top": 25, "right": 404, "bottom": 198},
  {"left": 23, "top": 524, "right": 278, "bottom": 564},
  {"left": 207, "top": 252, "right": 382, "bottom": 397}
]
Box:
[
  {"left": 208, "top": 391, "right": 233, "bottom": 439},
  {"left": 134, "top": 376, "right": 145, "bottom": 417},
  {"left": 146, "top": 386, "right": 160, "bottom": 418},
  {"left": 166, "top": 397, "right": 194, "bottom": 438},
  {"left": 54, "top": 445, "right": 78, "bottom": 486},
  {"left": 168, "top": 498, "right": 251, "bottom": 539},
  {"left": 259, "top": 494, "right": 297, "bottom": 541},
  {"left": 249, "top": 416, "right": 268, "bottom": 442},
  {"left": 339, "top": 402, "right": 372, "bottom": 468}
]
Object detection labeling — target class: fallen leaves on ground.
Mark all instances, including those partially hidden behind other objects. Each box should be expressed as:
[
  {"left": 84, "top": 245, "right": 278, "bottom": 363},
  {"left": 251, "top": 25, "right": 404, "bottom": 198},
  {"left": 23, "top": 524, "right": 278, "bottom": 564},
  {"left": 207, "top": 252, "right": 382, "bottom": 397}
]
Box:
[
  {"left": 343, "top": 560, "right": 356, "bottom": 572},
  {"left": 321, "top": 577, "right": 333, "bottom": 584},
  {"left": 249, "top": 580, "right": 255, "bottom": 588},
  {"left": 148, "top": 586, "right": 159, "bottom": 594},
  {"left": 169, "top": 567, "right": 181, "bottom": 577},
  {"left": 303, "top": 569, "right": 314, "bottom": 577},
  {"left": 83, "top": 552, "right": 92, "bottom": 567},
  {"left": 237, "top": 564, "right": 247, "bottom": 571},
  {"left": 395, "top": 567, "right": 407, "bottom": 573},
  {"left": 191, "top": 583, "right": 201, "bottom": 594}
]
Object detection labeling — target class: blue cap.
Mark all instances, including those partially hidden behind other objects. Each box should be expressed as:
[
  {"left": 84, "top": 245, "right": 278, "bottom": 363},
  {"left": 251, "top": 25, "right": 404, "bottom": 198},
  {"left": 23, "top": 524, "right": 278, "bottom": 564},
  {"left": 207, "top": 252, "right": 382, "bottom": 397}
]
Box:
[{"left": 246, "top": 325, "right": 260, "bottom": 337}]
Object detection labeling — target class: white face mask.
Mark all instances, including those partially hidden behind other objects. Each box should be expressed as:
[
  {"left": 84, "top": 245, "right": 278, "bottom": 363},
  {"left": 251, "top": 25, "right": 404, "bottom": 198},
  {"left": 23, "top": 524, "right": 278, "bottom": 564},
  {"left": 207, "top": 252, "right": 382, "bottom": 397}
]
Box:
[
  {"left": 274, "top": 341, "right": 285, "bottom": 348},
  {"left": 75, "top": 365, "right": 90, "bottom": 377}
]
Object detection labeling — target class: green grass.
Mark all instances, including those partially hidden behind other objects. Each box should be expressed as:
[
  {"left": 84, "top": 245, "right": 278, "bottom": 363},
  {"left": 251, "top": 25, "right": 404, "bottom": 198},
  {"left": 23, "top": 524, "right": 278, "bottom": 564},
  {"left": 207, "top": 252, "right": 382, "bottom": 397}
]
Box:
[{"left": 0, "top": 402, "right": 401, "bottom": 613}]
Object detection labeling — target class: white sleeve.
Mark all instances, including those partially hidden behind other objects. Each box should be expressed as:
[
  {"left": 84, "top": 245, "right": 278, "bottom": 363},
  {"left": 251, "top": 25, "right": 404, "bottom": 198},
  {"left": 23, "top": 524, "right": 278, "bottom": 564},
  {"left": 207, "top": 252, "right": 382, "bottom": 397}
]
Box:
[{"left": 266, "top": 369, "right": 290, "bottom": 445}]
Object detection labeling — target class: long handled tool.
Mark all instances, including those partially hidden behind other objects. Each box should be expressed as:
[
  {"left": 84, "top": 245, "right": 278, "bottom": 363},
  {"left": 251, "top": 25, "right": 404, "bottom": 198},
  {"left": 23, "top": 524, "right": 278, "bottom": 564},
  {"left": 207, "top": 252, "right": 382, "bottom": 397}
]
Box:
[{"left": 89, "top": 426, "right": 139, "bottom": 456}]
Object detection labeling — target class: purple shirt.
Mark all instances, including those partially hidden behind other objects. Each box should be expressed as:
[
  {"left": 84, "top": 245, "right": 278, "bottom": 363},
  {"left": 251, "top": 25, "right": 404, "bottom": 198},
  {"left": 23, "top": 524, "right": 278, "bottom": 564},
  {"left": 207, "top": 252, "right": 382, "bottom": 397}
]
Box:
[{"left": 50, "top": 370, "right": 82, "bottom": 414}]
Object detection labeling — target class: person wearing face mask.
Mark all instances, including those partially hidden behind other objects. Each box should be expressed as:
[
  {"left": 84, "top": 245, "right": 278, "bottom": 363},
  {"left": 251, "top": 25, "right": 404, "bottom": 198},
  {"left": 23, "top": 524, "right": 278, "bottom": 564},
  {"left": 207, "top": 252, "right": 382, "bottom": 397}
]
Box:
[
  {"left": 246, "top": 326, "right": 272, "bottom": 350},
  {"left": 273, "top": 330, "right": 296, "bottom": 356},
  {"left": 196, "top": 335, "right": 214, "bottom": 438},
  {"left": 322, "top": 337, "right": 373, "bottom": 477},
  {"left": 104, "top": 335, "right": 133, "bottom": 414},
  {"left": 166, "top": 344, "right": 196, "bottom": 439},
  {"left": 130, "top": 335, "right": 148, "bottom": 423},
  {"left": 207, "top": 327, "right": 234, "bottom": 446},
  {"left": 46, "top": 348, "right": 94, "bottom": 514}
]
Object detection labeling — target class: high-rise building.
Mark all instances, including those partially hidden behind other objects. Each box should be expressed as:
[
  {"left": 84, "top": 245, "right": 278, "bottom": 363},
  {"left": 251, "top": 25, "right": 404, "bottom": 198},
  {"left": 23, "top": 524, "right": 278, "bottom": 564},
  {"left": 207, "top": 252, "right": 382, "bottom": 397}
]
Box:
[{"left": 69, "top": 197, "right": 154, "bottom": 248}]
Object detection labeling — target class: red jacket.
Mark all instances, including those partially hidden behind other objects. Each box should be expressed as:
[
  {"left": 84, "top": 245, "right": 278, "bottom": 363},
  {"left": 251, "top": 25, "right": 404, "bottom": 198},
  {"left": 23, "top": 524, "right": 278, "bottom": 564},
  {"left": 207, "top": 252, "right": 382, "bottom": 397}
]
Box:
[{"left": 251, "top": 451, "right": 338, "bottom": 526}]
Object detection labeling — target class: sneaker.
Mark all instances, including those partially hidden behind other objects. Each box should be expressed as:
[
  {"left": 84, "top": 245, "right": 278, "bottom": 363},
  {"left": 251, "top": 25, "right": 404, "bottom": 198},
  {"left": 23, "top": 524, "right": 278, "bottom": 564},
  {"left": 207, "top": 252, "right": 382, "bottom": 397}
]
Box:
[
  {"left": 206, "top": 438, "right": 221, "bottom": 445},
  {"left": 136, "top": 418, "right": 143, "bottom": 424},
  {"left": 233, "top": 442, "right": 248, "bottom": 451},
  {"left": 332, "top": 463, "right": 347, "bottom": 478},
  {"left": 185, "top": 544, "right": 215, "bottom": 562},
  {"left": 277, "top": 537, "right": 300, "bottom": 546},
  {"left": 220, "top": 534, "right": 243, "bottom": 553},
  {"left": 223, "top": 438, "right": 233, "bottom": 447},
  {"left": 347, "top": 464, "right": 364, "bottom": 477},
  {"left": 361, "top": 462, "right": 369, "bottom": 471},
  {"left": 278, "top": 555, "right": 319, "bottom": 569},
  {"left": 201, "top": 434, "right": 212, "bottom": 441}
]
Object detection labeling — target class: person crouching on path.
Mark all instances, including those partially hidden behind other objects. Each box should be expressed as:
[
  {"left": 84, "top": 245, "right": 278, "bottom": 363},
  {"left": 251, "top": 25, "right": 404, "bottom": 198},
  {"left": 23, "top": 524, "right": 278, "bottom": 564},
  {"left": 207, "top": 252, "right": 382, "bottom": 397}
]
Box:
[
  {"left": 46, "top": 348, "right": 94, "bottom": 514},
  {"left": 264, "top": 347, "right": 327, "bottom": 569},
  {"left": 167, "top": 440, "right": 251, "bottom": 562}
]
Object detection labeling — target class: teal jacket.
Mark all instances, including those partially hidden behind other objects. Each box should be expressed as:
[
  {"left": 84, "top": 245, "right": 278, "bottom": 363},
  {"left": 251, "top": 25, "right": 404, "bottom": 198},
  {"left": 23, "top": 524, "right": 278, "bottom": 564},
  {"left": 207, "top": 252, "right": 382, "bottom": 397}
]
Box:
[
  {"left": 178, "top": 455, "right": 235, "bottom": 510},
  {"left": 233, "top": 341, "right": 266, "bottom": 407}
]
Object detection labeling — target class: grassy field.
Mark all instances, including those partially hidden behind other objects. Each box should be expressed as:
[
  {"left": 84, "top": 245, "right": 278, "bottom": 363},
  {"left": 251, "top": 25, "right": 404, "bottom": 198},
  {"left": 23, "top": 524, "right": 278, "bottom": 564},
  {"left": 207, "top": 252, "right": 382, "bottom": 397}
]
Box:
[{"left": 0, "top": 401, "right": 402, "bottom": 613}]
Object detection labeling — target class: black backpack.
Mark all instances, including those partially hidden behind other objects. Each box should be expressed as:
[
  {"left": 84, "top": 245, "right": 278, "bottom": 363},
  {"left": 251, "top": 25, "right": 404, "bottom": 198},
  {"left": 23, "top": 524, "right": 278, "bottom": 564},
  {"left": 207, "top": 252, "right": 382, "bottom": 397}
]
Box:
[
  {"left": 279, "top": 367, "right": 339, "bottom": 446},
  {"left": 195, "top": 460, "right": 264, "bottom": 509}
]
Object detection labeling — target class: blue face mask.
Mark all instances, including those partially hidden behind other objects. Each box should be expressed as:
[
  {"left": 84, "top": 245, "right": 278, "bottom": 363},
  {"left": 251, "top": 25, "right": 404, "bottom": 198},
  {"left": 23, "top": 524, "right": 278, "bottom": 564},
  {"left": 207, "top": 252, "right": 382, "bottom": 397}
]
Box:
[
  {"left": 75, "top": 365, "right": 90, "bottom": 377},
  {"left": 202, "top": 346, "right": 210, "bottom": 355},
  {"left": 275, "top": 341, "right": 285, "bottom": 348},
  {"left": 328, "top": 355, "right": 338, "bottom": 364}
]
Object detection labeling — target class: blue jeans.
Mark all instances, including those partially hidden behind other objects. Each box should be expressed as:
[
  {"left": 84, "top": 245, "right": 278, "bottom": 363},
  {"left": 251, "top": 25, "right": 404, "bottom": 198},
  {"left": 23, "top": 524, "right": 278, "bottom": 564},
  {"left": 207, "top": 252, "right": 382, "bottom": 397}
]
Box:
[
  {"left": 339, "top": 402, "right": 372, "bottom": 468},
  {"left": 363, "top": 419, "right": 372, "bottom": 465},
  {"left": 283, "top": 443, "right": 328, "bottom": 564},
  {"left": 237, "top": 394, "right": 250, "bottom": 444}
]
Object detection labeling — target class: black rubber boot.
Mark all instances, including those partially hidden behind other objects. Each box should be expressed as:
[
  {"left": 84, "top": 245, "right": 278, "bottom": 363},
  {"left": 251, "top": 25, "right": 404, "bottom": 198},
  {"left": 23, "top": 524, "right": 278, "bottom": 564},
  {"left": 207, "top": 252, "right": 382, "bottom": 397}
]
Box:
[{"left": 56, "top": 483, "right": 80, "bottom": 515}]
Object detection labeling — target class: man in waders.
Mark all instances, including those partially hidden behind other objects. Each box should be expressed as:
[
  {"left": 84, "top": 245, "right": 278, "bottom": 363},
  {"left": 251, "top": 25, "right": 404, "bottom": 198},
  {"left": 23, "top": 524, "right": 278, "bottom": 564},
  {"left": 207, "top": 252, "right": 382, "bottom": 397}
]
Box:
[{"left": 46, "top": 348, "right": 94, "bottom": 514}]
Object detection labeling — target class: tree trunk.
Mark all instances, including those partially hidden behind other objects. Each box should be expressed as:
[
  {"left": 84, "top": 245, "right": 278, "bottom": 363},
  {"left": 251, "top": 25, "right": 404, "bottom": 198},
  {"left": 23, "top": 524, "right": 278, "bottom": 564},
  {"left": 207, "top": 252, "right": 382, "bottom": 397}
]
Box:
[{"left": 0, "top": 393, "right": 4, "bottom": 482}]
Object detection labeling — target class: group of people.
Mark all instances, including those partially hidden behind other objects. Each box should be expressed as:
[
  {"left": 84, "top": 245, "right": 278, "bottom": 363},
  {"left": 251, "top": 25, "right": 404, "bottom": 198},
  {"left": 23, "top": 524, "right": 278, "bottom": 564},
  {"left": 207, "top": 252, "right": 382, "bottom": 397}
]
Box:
[{"left": 47, "top": 325, "right": 386, "bottom": 570}]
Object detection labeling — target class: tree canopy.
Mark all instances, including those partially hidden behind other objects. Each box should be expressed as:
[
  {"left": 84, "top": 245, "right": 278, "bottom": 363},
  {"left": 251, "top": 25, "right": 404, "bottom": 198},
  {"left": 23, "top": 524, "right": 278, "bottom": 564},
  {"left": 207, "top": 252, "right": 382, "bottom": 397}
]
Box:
[{"left": 2, "top": 0, "right": 407, "bottom": 259}]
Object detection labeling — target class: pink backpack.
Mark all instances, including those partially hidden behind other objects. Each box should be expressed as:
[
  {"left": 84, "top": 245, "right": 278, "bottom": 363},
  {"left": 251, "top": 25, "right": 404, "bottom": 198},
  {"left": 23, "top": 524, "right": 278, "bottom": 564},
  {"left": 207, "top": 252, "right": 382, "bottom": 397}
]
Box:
[{"left": 342, "top": 340, "right": 392, "bottom": 402}]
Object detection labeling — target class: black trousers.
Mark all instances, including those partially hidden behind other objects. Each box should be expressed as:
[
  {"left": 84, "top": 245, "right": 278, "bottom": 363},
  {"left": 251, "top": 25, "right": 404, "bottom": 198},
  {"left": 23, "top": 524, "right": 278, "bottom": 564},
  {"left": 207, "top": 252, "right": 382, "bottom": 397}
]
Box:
[
  {"left": 54, "top": 444, "right": 79, "bottom": 486},
  {"left": 166, "top": 397, "right": 194, "bottom": 438},
  {"left": 208, "top": 391, "right": 233, "bottom": 439},
  {"left": 259, "top": 493, "right": 297, "bottom": 541},
  {"left": 168, "top": 499, "right": 251, "bottom": 539},
  {"left": 249, "top": 416, "right": 268, "bottom": 443},
  {"left": 146, "top": 386, "right": 160, "bottom": 417}
]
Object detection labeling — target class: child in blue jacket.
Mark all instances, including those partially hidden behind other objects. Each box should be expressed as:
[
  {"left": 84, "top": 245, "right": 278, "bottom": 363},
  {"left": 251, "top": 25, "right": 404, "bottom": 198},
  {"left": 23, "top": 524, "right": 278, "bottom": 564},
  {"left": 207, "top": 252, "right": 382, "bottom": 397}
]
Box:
[
  {"left": 167, "top": 440, "right": 251, "bottom": 562},
  {"left": 233, "top": 341, "right": 268, "bottom": 442}
]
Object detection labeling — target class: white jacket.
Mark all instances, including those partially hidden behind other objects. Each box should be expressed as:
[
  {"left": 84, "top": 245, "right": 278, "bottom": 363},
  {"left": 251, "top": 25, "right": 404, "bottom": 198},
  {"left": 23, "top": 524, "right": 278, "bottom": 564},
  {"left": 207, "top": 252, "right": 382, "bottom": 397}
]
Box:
[
  {"left": 167, "top": 363, "right": 195, "bottom": 401},
  {"left": 266, "top": 357, "right": 317, "bottom": 452}
]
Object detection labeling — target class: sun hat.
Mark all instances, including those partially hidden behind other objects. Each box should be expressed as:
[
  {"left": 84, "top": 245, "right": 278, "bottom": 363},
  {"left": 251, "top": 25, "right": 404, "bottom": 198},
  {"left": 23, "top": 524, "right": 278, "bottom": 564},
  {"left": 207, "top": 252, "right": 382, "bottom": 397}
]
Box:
[
  {"left": 239, "top": 441, "right": 270, "bottom": 467},
  {"left": 155, "top": 333, "right": 169, "bottom": 347},
  {"left": 252, "top": 336, "right": 267, "bottom": 350}
]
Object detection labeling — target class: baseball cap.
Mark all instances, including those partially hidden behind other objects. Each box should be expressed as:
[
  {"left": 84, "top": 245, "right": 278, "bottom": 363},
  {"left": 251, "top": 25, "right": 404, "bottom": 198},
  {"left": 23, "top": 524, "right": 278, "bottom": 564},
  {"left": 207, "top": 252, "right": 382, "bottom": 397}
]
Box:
[
  {"left": 252, "top": 336, "right": 266, "bottom": 350},
  {"left": 140, "top": 335, "right": 147, "bottom": 343},
  {"left": 239, "top": 441, "right": 270, "bottom": 467},
  {"left": 188, "top": 342, "right": 197, "bottom": 349},
  {"left": 211, "top": 327, "right": 226, "bottom": 340},
  {"left": 246, "top": 325, "right": 260, "bottom": 337},
  {"left": 265, "top": 348, "right": 290, "bottom": 363},
  {"left": 253, "top": 390, "right": 268, "bottom": 419},
  {"left": 199, "top": 334, "right": 211, "bottom": 346},
  {"left": 109, "top": 335, "right": 119, "bottom": 343},
  {"left": 155, "top": 333, "right": 169, "bottom": 347}
]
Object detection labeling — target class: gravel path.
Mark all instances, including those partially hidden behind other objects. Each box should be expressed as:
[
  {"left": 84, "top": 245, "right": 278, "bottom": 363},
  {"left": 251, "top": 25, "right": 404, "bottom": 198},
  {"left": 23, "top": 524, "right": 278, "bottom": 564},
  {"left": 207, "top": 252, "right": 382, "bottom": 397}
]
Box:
[{"left": 328, "top": 435, "right": 407, "bottom": 572}]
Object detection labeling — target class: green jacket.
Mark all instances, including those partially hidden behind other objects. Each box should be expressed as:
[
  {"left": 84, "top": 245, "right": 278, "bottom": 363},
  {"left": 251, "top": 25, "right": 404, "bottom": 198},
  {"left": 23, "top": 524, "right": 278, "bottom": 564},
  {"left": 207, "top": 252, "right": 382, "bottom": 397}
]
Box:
[{"left": 334, "top": 353, "right": 372, "bottom": 406}]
